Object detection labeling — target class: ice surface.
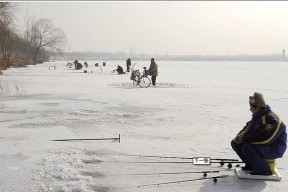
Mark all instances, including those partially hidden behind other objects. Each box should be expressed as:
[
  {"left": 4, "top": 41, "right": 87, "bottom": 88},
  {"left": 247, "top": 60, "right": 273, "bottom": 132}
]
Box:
[{"left": 0, "top": 60, "right": 287, "bottom": 192}]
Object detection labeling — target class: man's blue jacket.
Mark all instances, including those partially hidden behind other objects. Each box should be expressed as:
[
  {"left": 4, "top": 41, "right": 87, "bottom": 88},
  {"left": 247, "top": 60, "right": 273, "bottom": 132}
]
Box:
[{"left": 239, "top": 105, "right": 287, "bottom": 159}]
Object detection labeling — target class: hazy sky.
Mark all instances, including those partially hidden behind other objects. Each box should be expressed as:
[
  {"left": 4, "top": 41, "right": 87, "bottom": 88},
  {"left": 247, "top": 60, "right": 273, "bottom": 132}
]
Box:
[{"left": 14, "top": 1, "right": 288, "bottom": 55}]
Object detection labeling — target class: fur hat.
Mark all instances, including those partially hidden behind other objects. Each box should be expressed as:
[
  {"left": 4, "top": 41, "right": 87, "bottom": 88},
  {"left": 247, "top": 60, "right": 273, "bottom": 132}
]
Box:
[{"left": 249, "top": 92, "right": 266, "bottom": 108}]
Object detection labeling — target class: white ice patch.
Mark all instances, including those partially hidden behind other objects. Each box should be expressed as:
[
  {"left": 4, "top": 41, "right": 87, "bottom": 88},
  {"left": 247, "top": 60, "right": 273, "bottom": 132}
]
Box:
[
  {"left": 33, "top": 147, "right": 107, "bottom": 192},
  {"left": 0, "top": 80, "right": 25, "bottom": 96}
]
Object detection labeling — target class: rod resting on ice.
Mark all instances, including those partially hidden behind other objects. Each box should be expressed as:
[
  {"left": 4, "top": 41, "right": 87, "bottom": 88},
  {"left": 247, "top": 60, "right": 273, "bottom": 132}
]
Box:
[{"left": 50, "top": 134, "right": 120, "bottom": 143}]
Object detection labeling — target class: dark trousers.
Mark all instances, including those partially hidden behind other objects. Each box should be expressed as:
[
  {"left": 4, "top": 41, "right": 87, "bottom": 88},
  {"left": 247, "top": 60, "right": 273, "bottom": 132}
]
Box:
[
  {"left": 231, "top": 140, "right": 270, "bottom": 173},
  {"left": 151, "top": 76, "right": 156, "bottom": 86}
]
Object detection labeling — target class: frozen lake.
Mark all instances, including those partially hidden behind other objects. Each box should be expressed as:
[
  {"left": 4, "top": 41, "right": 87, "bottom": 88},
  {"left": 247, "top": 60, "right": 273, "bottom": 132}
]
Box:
[{"left": 0, "top": 60, "right": 288, "bottom": 192}]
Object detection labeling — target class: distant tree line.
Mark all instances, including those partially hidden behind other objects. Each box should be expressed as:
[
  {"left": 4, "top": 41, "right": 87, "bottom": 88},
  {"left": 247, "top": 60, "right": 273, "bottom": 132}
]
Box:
[
  {"left": 0, "top": 2, "right": 66, "bottom": 74},
  {"left": 56, "top": 51, "right": 287, "bottom": 62}
]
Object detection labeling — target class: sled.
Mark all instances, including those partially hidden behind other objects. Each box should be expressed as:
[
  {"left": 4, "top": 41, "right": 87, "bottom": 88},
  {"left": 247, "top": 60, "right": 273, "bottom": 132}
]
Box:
[{"left": 234, "top": 166, "right": 282, "bottom": 181}]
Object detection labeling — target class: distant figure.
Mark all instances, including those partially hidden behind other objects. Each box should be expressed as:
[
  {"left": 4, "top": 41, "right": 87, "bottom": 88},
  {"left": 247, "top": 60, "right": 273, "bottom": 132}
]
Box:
[
  {"left": 76, "top": 63, "right": 83, "bottom": 70},
  {"left": 148, "top": 58, "right": 158, "bottom": 86},
  {"left": 126, "top": 58, "right": 131, "bottom": 72},
  {"left": 84, "top": 61, "right": 88, "bottom": 68},
  {"left": 231, "top": 92, "right": 287, "bottom": 175},
  {"left": 74, "top": 60, "right": 79, "bottom": 70},
  {"left": 116, "top": 65, "right": 124, "bottom": 74},
  {"left": 103, "top": 62, "right": 106, "bottom": 66},
  {"left": 95, "top": 63, "right": 98, "bottom": 67},
  {"left": 74, "top": 60, "right": 82, "bottom": 70}
]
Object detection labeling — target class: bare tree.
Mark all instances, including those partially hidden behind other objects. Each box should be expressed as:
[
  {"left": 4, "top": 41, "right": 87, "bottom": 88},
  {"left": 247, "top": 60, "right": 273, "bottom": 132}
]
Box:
[
  {"left": 0, "top": 26, "right": 19, "bottom": 67},
  {"left": 0, "top": 2, "right": 14, "bottom": 22},
  {"left": 0, "top": 2, "right": 17, "bottom": 68},
  {"left": 0, "top": 2, "right": 17, "bottom": 41},
  {"left": 1, "top": 3, "right": 65, "bottom": 72},
  {"left": 28, "top": 18, "right": 67, "bottom": 64}
]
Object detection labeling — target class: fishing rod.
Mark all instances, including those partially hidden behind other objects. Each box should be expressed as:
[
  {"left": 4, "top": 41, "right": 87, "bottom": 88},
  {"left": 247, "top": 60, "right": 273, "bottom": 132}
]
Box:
[
  {"left": 124, "top": 170, "right": 220, "bottom": 177},
  {"left": 119, "top": 154, "right": 192, "bottom": 160},
  {"left": 129, "top": 161, "right": 241, "bottom": 164},
  {"left": 119, "top": 154, "right": 239, "bottom": 161},
  {"left": 50, "top": 134, "right": 121, "bottom": 143},
  {"left": 129, "top": 160, "right": 243, "bottom": 169},
  {"left": 135, "top": 174, "right": 229, "bottom": 188}
]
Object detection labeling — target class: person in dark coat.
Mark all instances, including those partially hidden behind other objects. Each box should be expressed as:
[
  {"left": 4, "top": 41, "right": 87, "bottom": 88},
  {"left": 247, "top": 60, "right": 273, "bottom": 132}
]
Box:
[
  {"left": 148, "top": 58, "right": 158, "bottom": 86},
  {"left": 116, "top": 65, "right": 124, "bottom": 74},
  {"left": 74, "top": 60, "right": 79, "bottom": 70},
  {"left": 74, "top": 60, "right": 82, "bottom": 70},
  {"left": 126, "top": 58, "right": 131, "bottom": 72},
  {"left": 231, "top": 92, "right": 287, "bottom": 175}
]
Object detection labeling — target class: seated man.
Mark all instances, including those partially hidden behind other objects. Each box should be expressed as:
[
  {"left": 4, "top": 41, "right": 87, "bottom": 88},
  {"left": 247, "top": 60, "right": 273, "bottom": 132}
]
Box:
[
  {"left": 76, "top": 62, "right": 82, "bottom": 70},
  {"left": 231, "top": 92, "right": 287, "bottom": 175},
  {"left": 116, "top": 65, "right": 124, "bottom": 74}
]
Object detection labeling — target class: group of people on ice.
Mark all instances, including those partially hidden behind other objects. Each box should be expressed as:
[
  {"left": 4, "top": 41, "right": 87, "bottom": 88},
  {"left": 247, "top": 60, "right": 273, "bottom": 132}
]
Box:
[
  {"left": 115, "top": 58, "right": 132, "bottom": 74},
  {"left": 71, "top": 58, "right": 158, "bottom": 86},
  {"left": 72, "top": 60, "right": 107, "bottom": 70},
  {"left": 115, "top": 57, "right": 158, "bottom": 86}
]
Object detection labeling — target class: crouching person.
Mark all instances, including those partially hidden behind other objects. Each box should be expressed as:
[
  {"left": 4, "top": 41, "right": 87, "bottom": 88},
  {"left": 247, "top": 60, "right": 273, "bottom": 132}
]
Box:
[
  {"left": 231, "top": 92, "right": 287, "bottom": 175},
  {"left": 116, "top": 65, "right": 124, "bottom": 74}
]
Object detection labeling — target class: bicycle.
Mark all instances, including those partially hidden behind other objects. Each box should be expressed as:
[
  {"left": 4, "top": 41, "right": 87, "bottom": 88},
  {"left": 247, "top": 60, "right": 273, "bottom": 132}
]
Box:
[{"left": 130, "top": 67, "right": 151, "bottom": 88}]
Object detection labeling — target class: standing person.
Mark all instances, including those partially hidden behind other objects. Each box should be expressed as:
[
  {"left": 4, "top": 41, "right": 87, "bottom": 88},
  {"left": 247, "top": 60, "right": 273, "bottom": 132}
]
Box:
[
  {"left": 126, "top": 58, "right": 131, "bottom": 72},
  {"left": 74, "top": 60, "right": 79, "bottom": 70},
  {"left": 231, "top": 92, "right": 287, "bottom": 175},
  {"left": 148, "top": 58, "right": 158, "bottom": 86}
]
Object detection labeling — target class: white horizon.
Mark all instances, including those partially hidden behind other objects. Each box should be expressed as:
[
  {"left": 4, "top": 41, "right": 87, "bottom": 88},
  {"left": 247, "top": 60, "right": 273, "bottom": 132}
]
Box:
[{"left": 13, "top": 1, "right": 288, "bottom": 56}]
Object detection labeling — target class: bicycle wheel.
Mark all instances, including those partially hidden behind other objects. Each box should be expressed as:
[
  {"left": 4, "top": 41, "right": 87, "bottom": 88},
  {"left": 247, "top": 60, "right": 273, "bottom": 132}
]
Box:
[{"left": 139, "top": 76, "right": 151, "bottom": 88}]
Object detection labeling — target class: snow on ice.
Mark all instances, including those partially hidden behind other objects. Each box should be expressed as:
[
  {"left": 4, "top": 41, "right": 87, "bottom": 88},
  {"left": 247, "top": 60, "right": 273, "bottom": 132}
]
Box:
[{"left": 0, "top": 60, "right": 288, "bottom": 192}]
